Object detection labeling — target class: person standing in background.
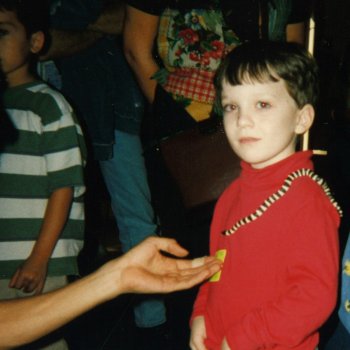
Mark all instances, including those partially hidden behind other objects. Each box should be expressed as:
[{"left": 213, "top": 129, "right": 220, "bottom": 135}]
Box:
[
  {"left": 123, "top": 0, "right": 311, "bottom": 260},
  {"left": 0, "top": 1, "right": 86, "bottom": 349},
  {"left": 123, "top": 2, "right": 311, "bottom": 348},
  {"left": 40, "top": 1, "right": 170, "bottom": 348}
]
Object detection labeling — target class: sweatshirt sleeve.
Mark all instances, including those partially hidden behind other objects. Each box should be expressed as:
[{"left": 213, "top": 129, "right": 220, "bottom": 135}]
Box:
[
  {"left": 191, "top": 281, "right": 210, "bottom": 321},
  {"left": 191, "top": 193, "right": 228, "bottom": 322},
  {"left": 226, "top": 189, "right": 340, "bottom": 349}
]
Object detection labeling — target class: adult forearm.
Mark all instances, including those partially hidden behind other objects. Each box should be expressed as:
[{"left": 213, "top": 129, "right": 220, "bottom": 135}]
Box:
[
  {"left": 88, "top": 0, "right": 125, "bottom": 35},
  {"left": 41, "top": 29, "right": 103, "bottom": 61},
  {"left": 0, "top": 237, "right": 221, "bottom": 349},
  {"left": 123, "top": 5, "right": 160, "bottom": 103},
  {"left": 0, "top": 268, "right": 121, "bottom": 349},
  {"left": 42, "top": 1, "right": 125, "bottom": 61},
  {"left": 123, "top": 48, "right": 159, "bottom": 103}
]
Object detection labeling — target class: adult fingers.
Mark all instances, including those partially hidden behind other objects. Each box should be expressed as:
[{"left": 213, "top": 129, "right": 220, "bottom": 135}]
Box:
[
  {"left": 161, "top": 263, "right": 220, "bottom": 292},
  {"left": 149, "top": 237, "right": 189, "bottom": 257},
  {"left": 175, "top": 256, "right": 220, "bottom": 270}
]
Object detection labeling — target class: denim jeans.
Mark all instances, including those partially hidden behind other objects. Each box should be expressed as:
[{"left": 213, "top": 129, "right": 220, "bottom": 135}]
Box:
[{"left": 99, "top": 130, "right": 166, "bottom": 328}]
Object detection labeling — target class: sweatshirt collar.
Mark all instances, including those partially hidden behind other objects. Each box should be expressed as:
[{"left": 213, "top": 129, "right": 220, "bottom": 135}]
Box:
[{"left": 240, "top": 151, "right": 314, "bottom": 190}]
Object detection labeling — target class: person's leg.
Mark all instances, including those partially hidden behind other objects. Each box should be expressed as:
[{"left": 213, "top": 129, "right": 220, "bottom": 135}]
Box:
[
  {"left": 324, "top": 321, "right": 350, "bottom": 350},
  {"left": 99, "top": 129, "right": 166, "bottom": 328}
]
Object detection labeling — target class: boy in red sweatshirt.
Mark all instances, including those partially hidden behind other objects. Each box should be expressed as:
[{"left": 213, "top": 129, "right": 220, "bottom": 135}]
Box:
[{"left": 190, "top": 41, "right": 342, "bottom": 350}]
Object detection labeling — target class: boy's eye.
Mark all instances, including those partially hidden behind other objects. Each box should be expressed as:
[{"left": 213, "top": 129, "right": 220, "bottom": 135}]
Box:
[
  {"left": 0, "top": 29, "right": 8, "bottom": 37},
  {"left": 222, "top": 104, "right": 237, "bottom": 113},
  {"left": 257, "top": 101, "right": 270, "bottom": 109}
]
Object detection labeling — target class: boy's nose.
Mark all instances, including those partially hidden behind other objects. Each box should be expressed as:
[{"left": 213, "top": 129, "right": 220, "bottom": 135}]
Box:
[{"left": 237, "top": 110, "right": 253, "bottom": 127}]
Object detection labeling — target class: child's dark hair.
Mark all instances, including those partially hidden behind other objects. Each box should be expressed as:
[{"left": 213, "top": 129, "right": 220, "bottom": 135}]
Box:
[
  {"left": 215, "top": 40, "right": 319, "bottom": 112},
  {"left": 0, "top": 0, "right": 49, "bottom": 42}
]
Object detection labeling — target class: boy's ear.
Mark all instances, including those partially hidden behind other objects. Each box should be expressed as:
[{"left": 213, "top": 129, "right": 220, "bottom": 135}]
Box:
[
  {"left": 295, "top": 104, "right": 315, "bottom": 135},
  {"left": 30, "top": 31, "right": 45, "bottom": 54}
]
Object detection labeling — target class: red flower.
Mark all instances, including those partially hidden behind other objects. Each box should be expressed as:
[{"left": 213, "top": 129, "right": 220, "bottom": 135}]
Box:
[
  {"left": 209, "top": 40, "right": 225, "bottom": 59},
  {"left": 178, "top": 28, "right": 199, "bottom": 45},
  {"left": 202, "top": 51, "right": 211, "bottom": 66},
  {"left": 189, "top": 51, "right": 201, "bottom": 62}
]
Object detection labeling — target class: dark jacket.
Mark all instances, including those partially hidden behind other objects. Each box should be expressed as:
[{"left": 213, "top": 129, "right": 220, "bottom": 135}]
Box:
[{"left": 50, "top": 0, "right": 144, "bottom": 160}]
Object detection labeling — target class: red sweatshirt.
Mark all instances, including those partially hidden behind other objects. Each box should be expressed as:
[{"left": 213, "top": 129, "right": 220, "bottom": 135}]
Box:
[{"left": 192, "top": 151, "right": 340, "bottom": 349}]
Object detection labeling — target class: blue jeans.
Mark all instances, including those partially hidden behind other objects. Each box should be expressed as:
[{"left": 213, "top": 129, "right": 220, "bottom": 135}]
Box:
[{"left": 99, "top": 130, "right": 166, "bottom": 328}]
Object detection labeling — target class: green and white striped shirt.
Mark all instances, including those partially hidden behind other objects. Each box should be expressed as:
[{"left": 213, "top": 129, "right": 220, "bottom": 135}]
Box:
[{"left": 0, "top": 81, "right": 86, "bottom": 278}]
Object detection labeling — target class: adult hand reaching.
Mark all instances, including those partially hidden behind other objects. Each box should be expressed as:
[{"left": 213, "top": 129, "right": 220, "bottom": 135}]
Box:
[
  {"left": 0, "top": 237, "right": 221, "bottom": 349},
  {"left": 104, "top": 236, "right": 222, "bottom": 296}
]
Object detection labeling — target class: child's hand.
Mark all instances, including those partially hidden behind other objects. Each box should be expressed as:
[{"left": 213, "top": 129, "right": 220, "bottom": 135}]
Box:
[
  {"left": 221, "top": 337, "right": 231, "bottom": 350},
  {"left": 190, "top": 316, "right": 208, "bottom": 350},
  {"left": 9, "top": 256, "right": 48, "bottom": 295}
]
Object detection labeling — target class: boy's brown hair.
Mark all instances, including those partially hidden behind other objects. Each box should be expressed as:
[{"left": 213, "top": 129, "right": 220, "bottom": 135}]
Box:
[{"left": 215, "top": 40, "right": 319, "bottom": 112}]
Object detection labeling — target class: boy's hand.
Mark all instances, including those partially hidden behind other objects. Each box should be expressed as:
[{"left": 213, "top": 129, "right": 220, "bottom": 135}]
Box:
[
  {"left": 221, "top": 338, "right": 231, "bottom": 350},
  {"left": 190, "top": 316, "right": 208, "bottom": 350},
  {"left": 9, "top": 256, "right": 48, "bottom": 295}
]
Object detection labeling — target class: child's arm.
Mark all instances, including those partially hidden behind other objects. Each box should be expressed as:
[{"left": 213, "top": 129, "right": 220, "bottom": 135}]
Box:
[
  {"left": 190, "top": 316, "right": 208, "bottom": 350},
  {"left": 221, "top": 338, "right": 231, "bottom": 350},
  {"left": 9, "top": 187, "right": 73, "bottom": 295}
]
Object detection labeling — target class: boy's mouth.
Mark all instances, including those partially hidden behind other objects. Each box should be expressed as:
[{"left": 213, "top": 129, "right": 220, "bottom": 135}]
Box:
[{"left": 239, "top": 137, "right": 260, "bottom": 144}]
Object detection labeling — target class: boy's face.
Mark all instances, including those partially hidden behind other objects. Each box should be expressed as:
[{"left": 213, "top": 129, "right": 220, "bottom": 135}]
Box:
[
  {"left": 221, "top": 78, "right": 312, "bottom": 169},
  {"left": 0, "top": 10, "right": 42, "bottom": 86}
]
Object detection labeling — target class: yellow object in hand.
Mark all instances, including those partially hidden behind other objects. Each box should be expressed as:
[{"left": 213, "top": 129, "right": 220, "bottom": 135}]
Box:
[{"left": 210, "top": 249, "right": 227, "bottom": 282}]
